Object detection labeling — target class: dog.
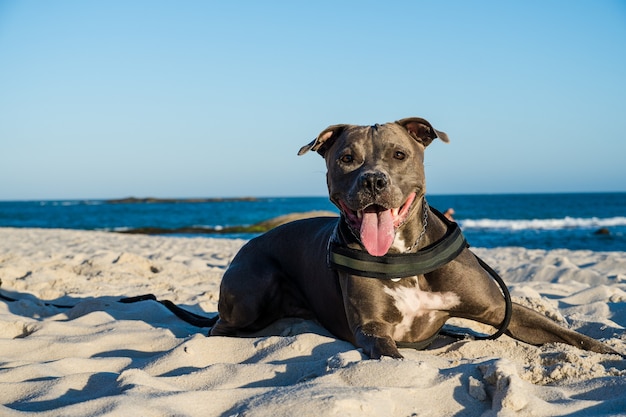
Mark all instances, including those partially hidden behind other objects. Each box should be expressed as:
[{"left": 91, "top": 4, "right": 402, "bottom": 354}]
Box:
[{"left": 210, "top": 117, "right": 617, "bottom": 358}]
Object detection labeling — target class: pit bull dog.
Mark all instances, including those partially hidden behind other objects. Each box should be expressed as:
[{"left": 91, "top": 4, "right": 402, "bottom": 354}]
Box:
[{"left": 210, "top": 117, "right": 616, "bottom": 358}]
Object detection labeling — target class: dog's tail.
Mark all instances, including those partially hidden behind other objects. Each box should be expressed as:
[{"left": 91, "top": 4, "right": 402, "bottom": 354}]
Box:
[{"left": 119, "top": 294, "right": 219, "bottom": 328}]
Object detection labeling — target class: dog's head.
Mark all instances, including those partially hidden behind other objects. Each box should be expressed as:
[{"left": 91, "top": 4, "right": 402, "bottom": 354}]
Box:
[{"left": 299, "top": 117, "right": 449, "bottom": 256}]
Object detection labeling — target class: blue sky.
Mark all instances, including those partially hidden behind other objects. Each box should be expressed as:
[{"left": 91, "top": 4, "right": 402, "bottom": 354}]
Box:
[{"left": 1, "top": 1, "right": 625, "bottom": 200}]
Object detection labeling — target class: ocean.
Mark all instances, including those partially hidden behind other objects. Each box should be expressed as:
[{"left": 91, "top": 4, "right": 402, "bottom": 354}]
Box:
[{"left": 1, "top": 193, "right": 625, "bottom": 252}]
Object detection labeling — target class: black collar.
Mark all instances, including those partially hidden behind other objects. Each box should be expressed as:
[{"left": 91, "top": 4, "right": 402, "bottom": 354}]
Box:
[{"left": 329, "top": 206, "right": 467, "bottom": 279}]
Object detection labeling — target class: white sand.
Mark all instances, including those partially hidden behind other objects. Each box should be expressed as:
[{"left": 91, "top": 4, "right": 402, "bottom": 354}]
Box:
[{"left": 0, "top": 227, "right": 625, "bottom": 417}]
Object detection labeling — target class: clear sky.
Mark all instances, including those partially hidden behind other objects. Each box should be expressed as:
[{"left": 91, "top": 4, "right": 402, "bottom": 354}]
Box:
[{"left": 1, "top": 1, "right": 625, "bottom": 200}]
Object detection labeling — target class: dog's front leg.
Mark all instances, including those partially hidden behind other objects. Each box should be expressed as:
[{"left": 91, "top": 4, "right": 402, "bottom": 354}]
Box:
[{"left": 338, "top": 274, "right": 403, "bottom": 359}]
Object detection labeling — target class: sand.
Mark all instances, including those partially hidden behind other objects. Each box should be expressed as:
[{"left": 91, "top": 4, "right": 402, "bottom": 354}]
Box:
[{"left": 0, "top": 227, "right": 625, "bottom": 416}]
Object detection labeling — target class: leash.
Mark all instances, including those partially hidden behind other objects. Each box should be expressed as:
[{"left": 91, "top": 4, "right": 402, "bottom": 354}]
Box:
[
  {"left": 466, "top": 253, "right": 513, "bottom": 341},
  {"left": 0, "top": 283, "right": 218, "bottom": 328},
  {"left": 434, "top": 207, "right": 513, "bottom": 341},
  {"left": 0, "top": 285, "right": 75, "bottom": 309},
  {"left": 119, "top": 294, "right": 219, "bottom": 328}
]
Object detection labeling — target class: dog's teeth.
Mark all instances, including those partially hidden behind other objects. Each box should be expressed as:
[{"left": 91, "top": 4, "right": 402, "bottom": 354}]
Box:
[{"left": 357, "top": 211, "right": 362, "bottom": 219}]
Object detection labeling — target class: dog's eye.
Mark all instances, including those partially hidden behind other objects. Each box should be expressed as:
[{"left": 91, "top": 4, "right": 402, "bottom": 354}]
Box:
[
  {"left": 394, "top": 151, "right": 406, "bottom": 160},
  {"left": 340, "top": 154, "right": 354, "bottom": 163}
]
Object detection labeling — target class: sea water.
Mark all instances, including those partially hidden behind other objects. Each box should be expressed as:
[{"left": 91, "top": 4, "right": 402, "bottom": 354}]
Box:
[{"left": 0, "top": 193, "right": 624, "bottom": 252}]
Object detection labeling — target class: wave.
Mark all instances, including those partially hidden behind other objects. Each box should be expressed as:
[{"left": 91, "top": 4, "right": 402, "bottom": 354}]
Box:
[{"left": 459, "top": 216, "right": 626, "bottom": 231}]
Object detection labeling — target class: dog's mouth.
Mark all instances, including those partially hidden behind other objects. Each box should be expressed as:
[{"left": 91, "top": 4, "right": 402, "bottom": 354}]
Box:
[{"left": 338, "top": 192, "right": 417, "bottom": 257}]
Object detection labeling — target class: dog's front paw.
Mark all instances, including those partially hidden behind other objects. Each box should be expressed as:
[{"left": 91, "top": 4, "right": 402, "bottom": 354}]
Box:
[{"left": 355, "top": 331, "right": 403, "bottom": 359}]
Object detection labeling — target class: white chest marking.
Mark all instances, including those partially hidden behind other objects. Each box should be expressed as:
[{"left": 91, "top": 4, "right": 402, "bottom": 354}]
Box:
[
  {"left": 383, "top": 284, "right": 461, "bottom": 340},
  {"left": 391, "top": 234, "right": 407, "bottom": 252}
]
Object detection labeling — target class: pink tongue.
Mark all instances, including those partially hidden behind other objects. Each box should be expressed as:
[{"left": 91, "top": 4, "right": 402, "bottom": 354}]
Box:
[{"left": 360, "top": 209, "right": 395, "bottom": 256}]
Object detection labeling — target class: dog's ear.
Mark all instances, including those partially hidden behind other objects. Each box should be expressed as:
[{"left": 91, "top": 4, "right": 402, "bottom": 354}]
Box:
[
  {"left": 396, "top": 117, "right": 449, "bottom": 146},
  {"left": 298, "top": 124, "right": 347, "bottom": 156}
]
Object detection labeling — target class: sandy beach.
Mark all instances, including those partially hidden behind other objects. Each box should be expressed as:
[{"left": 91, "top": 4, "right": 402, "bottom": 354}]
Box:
[{"left": 0, "top": 227, "right": 625, "bottom": 416}]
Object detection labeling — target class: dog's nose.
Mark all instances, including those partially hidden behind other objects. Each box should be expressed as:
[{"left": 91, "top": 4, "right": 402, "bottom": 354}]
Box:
[{"left": 361, "top": 172, "right": 389, "bottom": 194}]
